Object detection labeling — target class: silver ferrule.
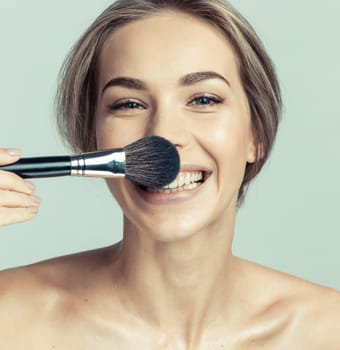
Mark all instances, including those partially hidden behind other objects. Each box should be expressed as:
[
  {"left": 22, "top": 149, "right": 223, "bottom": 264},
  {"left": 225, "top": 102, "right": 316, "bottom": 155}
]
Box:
[{"left": 70, "top": 149, "right": 125, "bottom": 178}]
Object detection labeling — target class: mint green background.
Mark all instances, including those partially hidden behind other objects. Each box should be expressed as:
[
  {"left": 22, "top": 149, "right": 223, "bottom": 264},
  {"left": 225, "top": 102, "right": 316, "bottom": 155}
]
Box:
[{"left": 0, "top": 1, "right": 339, "bottom": 289}]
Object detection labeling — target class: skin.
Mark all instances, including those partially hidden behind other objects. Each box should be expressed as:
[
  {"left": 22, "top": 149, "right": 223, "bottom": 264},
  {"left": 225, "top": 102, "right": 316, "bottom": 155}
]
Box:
[
  {"left": 0, "top": 149, "right": 40, "bottom": 226},
  {"left": 0, "top": 11, "right": 339, "bottom": 350}
]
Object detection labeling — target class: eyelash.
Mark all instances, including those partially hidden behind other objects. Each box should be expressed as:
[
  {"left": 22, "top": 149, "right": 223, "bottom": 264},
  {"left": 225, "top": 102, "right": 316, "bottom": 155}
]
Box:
[
  {"left": 107, "top": 95, "right": 224, "bottom": 111},
  {"left": 188, "top": 95, "right": 224, "bottom": 106},
  {"left": 107, "top": 100, "right": 145, "bottom": 111}
]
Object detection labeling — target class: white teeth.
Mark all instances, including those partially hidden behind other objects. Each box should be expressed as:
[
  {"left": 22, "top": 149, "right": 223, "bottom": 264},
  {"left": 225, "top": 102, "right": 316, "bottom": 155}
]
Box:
[
  {"left": 168, "top": 179, "right": 178, "bottom": 189},
  {"left": 162, "top": 182, "right": 200, "bottom": 193},
  {"left": 191, "top": 173, "right": 199, "bottom": 183},
  {"left": 178, "top": 176, "right": 185, "bottom": 187},
  {"left": 164, "top": 171, "right": 203, "bottom": 189},
  {"left": 146, "top": 171, "right": 204, "bottom": 193},
  {"left": 185, "top": 173, "right": 191, "bottom": 185}
]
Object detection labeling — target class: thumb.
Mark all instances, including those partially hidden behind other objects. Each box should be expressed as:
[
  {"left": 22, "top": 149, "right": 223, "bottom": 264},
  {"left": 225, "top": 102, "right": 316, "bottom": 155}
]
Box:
[{"left": 0, "top": 148, "right": 22, "bottom": 166}]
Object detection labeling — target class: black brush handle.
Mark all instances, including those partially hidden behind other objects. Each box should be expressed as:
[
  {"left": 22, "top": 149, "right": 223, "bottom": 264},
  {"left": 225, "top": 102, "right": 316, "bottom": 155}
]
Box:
[{"left": 0, "top": 156, "right": 71, "bottom": 178}]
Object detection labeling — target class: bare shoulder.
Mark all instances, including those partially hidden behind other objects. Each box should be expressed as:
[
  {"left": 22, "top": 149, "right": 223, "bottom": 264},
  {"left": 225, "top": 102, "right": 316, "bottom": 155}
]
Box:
[
  {"left": 236, "top": 258, "right": 340, "bottom": 348},
  {"left": 0, "top": 261, "right": 63, "bottom": 344},
  {"left": 0, "top": 245, "right": 118, "bottom": 343},
  {"left": 0, "top": 243, "right": 117, "bottom": 297},
  {"left": 282, "top": 278, "right": 340, "bottom": 348},
  {"left": 293, "top": 280, "right": 340, "bottom": 348}
]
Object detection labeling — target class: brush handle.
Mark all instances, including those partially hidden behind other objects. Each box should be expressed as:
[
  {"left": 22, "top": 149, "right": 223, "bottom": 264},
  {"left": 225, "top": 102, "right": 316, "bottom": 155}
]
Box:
[
  {"left": 0, "top": 149, "right": 126, "bottom": 179},
  {"left": 0, "top": 156, "right": 71, "bottom": 178}
]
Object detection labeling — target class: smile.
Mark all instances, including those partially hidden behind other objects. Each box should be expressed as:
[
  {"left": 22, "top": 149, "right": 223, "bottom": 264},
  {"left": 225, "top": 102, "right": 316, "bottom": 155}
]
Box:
[{"left": 142, "top": 171, "right": 207, "bottom": 193}]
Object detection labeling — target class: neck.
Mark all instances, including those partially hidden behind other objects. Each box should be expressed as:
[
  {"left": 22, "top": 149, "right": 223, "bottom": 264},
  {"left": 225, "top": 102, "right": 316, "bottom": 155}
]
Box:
[{"left": 114, "top": 209, "right": 239, "bottom": 343}]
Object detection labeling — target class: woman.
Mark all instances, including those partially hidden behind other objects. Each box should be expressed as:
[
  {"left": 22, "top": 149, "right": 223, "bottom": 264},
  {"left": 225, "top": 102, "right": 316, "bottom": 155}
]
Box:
[{"left": 0, "top": 0, "right": 339, "bottom": 348}]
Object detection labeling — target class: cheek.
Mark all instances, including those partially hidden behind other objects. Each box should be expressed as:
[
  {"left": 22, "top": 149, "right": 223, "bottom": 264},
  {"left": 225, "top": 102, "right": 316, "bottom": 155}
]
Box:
[
  {"left": 95, "top": 117, "right": 145, "bottom": 150},
  {"left": 200, "top": 115, "right": 251, "bottom": 162},
  {"left": 105, "top": 178, "right": 127, "bottom": 206},
  {"left": 200, "top": 114, "right": 252, "bottom": 194}
]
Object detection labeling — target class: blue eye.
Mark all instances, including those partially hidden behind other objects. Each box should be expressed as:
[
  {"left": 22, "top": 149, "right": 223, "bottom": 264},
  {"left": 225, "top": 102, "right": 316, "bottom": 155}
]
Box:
[
  {"left": 108, "top": 100, "right": 144, "bottom": 111},
  {"left": 189, "top": 95, "right": 223, "bottom": 106}
]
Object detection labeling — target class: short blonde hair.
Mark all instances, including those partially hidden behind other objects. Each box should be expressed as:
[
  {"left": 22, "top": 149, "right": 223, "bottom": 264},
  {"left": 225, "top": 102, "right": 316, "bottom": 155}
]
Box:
[{"left": 55, "top": 0, "right": 282, "bottom": 203}]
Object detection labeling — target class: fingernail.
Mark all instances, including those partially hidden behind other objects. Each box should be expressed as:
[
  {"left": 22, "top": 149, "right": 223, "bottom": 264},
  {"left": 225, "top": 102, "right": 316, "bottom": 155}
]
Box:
[
  {"left": 6, "top": 148, "right": 21, "bottom": 157},
  {"left": 30, "top": 195, "right": 41, "bottom": 205},
  {"left": 25, "top": 181, "right": 36, "bottom": 192},
  {"left": 28, "top": 207, "right": 39, "bottom": 214}
]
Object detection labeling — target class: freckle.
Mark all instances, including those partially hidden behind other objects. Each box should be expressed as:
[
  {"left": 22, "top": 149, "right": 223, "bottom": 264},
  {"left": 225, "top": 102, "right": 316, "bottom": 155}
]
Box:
[{"left": 84, "top": 298, "right": 88, "bottom": 302}]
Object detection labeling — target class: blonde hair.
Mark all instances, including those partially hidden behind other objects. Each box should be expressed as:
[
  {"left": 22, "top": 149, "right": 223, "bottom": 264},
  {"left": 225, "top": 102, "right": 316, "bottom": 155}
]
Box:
[{"left": 55, "top": 0, "right": 282, "bottom": 203}]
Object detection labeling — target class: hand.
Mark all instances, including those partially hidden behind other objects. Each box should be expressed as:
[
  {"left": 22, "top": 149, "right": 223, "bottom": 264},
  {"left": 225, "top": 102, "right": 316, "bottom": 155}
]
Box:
[{"left": 0, "top": 148, "right": 40, "bottom": 227}]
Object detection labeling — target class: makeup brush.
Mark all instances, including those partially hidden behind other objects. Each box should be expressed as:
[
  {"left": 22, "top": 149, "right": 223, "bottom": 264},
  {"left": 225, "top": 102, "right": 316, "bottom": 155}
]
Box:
[{"left": 0, "top": 136, "right": 180, "bottom": 188}]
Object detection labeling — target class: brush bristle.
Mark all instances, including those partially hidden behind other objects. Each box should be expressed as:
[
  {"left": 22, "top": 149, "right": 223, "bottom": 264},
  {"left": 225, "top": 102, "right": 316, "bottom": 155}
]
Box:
[{"left": 124, "top": 136, "right": 180, "bottom": 188}]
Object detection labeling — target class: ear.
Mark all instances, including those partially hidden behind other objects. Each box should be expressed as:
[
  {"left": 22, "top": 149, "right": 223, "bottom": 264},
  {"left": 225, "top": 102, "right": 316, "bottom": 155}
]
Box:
[{"left": 246, "top": 130, "right": 264, "bottom": 163}]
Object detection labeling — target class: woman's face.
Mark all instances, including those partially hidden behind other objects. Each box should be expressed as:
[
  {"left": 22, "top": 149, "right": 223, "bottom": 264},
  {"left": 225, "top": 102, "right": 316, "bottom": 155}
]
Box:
[{"left": 95, "top": 11, "right": 256, "bottom": 240}]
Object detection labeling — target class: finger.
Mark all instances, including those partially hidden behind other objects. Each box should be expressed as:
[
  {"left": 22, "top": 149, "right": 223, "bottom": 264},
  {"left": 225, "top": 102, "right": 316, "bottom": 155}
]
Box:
[
  {"left": 0, "top": 148, "right": 21, "bottom": 166},
  {"left": 0, "top": 170, "right": 35, "bottom": 195},
  {"left": 0, "top": 190, "right": 40, "bottom": 208},
  {"left": 0, "top": 207, "right": 39, "bottom": 227}
]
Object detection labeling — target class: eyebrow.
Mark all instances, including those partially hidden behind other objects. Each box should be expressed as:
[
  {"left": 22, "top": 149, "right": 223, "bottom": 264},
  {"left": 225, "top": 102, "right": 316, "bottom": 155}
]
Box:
[
  {"left": 180, "top": 71, "right": 231, "bottom": 87},
  {"left": 102, "top": 77, "right": 147, "bottom": 94},
  {"left": 101, "top": 70, "right": 231, "bottom": 95}
]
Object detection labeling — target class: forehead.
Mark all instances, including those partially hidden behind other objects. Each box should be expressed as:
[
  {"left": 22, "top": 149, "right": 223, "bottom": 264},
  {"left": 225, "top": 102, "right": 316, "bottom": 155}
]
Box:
[{"left": 98, "top": 11, "right": 241, "bottom": 87}]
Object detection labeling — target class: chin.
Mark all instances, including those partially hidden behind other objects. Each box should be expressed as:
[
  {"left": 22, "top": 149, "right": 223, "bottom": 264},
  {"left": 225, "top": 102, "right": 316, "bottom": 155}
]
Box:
[
  {"left": 111, "top": 173, "right": 239, "bottom": 243},
  {"left": 134, "top": 213, "right": 216, "bottom": 244}
]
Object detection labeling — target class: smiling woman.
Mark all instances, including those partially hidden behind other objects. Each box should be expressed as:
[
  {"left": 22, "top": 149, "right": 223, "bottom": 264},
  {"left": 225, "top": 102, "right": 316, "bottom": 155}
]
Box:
[
  {"left": 0, "top": 0, "right": 339, "bottom": 349},
  {"left": 56, "top": 0, "right": 281, "bottom": 205}
]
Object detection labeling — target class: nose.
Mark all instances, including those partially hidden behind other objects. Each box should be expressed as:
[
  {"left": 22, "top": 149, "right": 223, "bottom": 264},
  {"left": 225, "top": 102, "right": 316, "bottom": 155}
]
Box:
[{"left": 145, "top": 108, "right": 190, "bottom": 149}]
